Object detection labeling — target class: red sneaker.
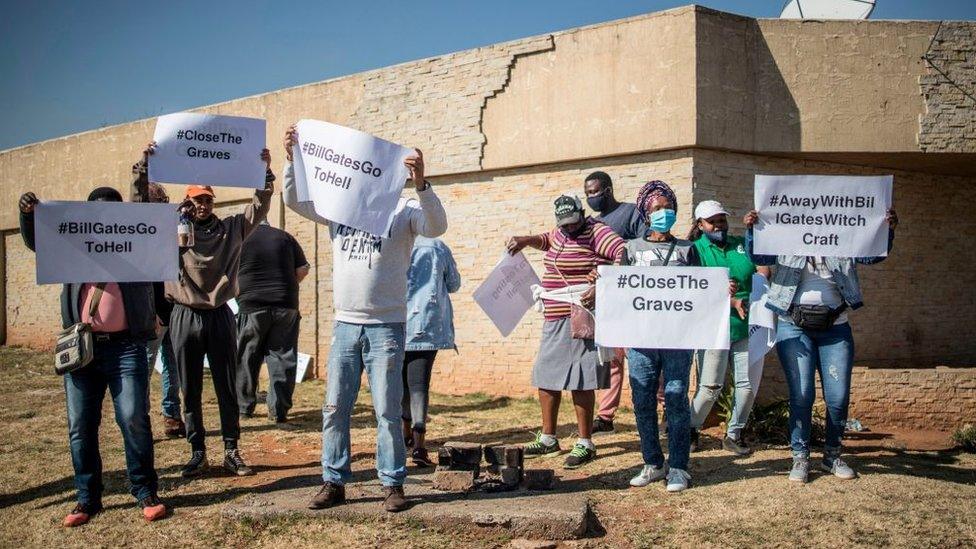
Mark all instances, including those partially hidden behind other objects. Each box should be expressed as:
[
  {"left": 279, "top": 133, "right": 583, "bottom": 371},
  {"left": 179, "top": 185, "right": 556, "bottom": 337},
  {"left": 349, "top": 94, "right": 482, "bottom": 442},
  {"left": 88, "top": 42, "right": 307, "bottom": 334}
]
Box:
[
  {"left": 140, "top": 495, "right": 168, "bottom": 522},
  {"left": 63, "top": 502, "right": 101, "bottom": 527}
]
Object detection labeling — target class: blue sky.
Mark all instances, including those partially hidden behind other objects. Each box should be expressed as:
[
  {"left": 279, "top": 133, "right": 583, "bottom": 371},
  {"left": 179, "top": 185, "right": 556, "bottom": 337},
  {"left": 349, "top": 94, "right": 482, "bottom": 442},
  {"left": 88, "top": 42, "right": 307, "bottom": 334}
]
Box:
[{"left": 1, "top": 0, "right": 974, "bottom": 150}]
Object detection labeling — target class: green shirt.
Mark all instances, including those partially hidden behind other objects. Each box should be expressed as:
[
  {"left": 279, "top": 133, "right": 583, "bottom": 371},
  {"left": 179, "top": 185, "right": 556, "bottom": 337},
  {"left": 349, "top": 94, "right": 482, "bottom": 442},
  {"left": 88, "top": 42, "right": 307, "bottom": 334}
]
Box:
[{"left": 693, "top": 234, "right": 756, "bottom": 343}]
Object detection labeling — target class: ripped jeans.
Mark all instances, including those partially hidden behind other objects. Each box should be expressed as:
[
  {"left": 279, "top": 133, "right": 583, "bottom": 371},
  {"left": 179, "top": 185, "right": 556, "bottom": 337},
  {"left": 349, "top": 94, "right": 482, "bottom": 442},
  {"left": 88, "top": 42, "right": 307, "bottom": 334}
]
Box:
[
  {"left": 775, "top": 319, "right": 854, "bottom": 458},
  {"left": 321, "top": 321, "right": 407, "bottom": 486}
]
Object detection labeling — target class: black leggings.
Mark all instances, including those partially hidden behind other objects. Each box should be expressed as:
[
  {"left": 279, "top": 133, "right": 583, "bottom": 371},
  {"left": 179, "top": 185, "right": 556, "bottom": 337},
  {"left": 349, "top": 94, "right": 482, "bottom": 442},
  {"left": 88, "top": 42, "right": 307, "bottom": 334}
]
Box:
[{"left": 401, "top": 350, "right": 437, "bottom": 433}]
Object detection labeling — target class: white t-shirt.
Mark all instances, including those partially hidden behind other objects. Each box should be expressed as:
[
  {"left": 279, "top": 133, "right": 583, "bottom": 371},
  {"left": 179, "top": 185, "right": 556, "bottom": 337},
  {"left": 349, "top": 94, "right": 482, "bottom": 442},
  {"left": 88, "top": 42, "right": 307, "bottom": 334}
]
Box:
[{"left": 792, "top": 257, "right": 848, "bottom": 325}]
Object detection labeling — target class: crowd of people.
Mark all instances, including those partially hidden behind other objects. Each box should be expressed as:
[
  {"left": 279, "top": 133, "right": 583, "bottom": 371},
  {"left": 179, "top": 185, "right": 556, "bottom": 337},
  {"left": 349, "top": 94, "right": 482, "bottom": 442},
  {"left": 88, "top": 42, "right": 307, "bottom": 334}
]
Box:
[{"left": 16, "top": 127, "right": 897, "bottom": 526}]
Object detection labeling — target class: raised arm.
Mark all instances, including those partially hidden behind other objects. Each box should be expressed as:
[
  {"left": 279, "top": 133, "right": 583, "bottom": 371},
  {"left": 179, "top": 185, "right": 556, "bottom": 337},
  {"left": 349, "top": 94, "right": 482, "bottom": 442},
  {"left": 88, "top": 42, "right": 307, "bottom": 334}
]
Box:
[
  {"left": 18, "top": 192, "right": 39, "bottom": 252},
  {"left": 405, "top": 149, "right": 447, "bottom": 238},
  {"left": 237, "top": 148, "right": 274, "bottom": 239},
  {"left": 281, "top": 125, "right": 331, "bottom": 225}
]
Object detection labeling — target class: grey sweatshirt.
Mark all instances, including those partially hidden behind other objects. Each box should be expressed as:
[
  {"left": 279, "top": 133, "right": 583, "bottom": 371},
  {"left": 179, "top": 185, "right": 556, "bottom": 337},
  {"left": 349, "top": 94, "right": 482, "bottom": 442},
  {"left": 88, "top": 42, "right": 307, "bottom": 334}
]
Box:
[{"left": 282, "top": 162, "right": 448, "bottom": 324}]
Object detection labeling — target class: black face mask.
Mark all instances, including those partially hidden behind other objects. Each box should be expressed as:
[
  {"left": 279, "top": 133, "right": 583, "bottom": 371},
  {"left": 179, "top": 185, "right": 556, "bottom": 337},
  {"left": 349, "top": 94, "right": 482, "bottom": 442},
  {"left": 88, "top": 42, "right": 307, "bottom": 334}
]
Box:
[
  {"left": 705, "top": 229, "right": 728, "bottom": 245},
  {"left": 586, "top": 193, "right": 609, "bottom": 213}
]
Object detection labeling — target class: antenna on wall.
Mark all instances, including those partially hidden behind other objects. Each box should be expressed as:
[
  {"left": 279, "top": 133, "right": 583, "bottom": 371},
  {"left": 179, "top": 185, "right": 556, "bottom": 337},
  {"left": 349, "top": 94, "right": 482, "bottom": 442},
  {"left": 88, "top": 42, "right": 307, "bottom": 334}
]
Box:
[{"left": 780, "top": 0, "right": 877, "bottom": 19}]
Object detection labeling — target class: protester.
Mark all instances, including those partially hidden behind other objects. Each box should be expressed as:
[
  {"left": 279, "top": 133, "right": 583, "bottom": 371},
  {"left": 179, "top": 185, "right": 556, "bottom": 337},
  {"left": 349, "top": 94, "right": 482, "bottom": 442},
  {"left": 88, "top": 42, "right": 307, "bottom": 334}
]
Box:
[
  {"left": 506, "top": 196, "right": 625, "bottom": 469},
  {"left": 687, "top": 200, "right": 771, "bottom": 455},
  {"left": 18, "top": 188, "right": 167, "bottom": 526},
  {"left": 130, "top": 154, "right": 184, "bottom": 437},
  {"left": 145, "top": 142, "right": 274, "bottom": 478},
  {"left": 282, "top": 126, "right": 447, "bottom": 513},
  {"left": 235, "top": 220, "right": 310, "bottom": 424},
  {"left": 402, "top": 236, "right": 461, "bottom": 467},
  {"left": 744, "top": 207, "right": 898, "bottom": 483},
  {"left": 622, "top": 181, "right": 702, "bottom": 492},
  {"left": 582, "top": 171, "right": 643, "bottom": 434}
]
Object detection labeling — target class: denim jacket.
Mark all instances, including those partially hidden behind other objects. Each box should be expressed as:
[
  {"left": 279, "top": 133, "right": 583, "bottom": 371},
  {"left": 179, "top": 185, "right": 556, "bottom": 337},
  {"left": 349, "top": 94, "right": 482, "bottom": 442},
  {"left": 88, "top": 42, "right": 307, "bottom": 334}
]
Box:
[
  {"left": 745, "top": 228, "right": 894, "bottom": 316},
  {"left": 406, "top": 237, "right": 461, "bottom": 351}
]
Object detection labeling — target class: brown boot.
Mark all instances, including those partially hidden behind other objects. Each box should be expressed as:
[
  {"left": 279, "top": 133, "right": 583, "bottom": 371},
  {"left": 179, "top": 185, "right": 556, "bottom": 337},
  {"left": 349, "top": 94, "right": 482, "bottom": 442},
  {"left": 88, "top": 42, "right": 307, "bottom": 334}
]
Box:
[
  {"left": 308, "top": 482, "right": 345, "bottom": 510},
  {"left": 382, "top": 486, "right": 408, "bottom": 513},
  {"left": 163, "top": 416, "right": 186, "bottom": 438}
]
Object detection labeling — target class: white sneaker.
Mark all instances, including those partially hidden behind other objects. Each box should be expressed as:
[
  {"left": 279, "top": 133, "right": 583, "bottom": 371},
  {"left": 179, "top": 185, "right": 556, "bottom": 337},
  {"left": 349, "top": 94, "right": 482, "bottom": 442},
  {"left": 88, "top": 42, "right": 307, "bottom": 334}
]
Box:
[
  {"left": 666, "top": 468, "right": 691, "bottom": 492},
  {"left": 629, "top": 464, "right": 668, "bottom": 487}
]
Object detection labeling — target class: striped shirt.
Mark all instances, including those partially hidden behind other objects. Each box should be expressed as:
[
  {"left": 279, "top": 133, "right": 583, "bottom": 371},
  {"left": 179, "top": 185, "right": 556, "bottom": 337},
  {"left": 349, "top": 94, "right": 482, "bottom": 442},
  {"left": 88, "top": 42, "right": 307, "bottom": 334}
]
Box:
[{"left": 538, "top": 218, "right": 626, "bottom": 320}]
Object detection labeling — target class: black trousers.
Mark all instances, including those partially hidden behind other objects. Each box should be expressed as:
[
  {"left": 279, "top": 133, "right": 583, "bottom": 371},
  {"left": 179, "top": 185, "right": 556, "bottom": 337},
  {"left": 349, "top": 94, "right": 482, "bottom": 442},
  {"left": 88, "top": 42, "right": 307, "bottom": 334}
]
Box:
[
  {"left": 401, "top": 350, "right": 437, "bottom": 433},
  {"left": 235, "top": 307, "right": 301, "bottom": 420},
  {"left": 170, "top": 303, "right": 239, "bottom": 451}
]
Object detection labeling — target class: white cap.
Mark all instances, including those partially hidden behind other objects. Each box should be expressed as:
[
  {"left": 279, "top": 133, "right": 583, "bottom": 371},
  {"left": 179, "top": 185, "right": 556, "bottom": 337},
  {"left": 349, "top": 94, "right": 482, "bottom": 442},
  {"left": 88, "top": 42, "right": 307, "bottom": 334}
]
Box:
[{"left": 694, "top": 200, "right": 729, "bottom": 221}]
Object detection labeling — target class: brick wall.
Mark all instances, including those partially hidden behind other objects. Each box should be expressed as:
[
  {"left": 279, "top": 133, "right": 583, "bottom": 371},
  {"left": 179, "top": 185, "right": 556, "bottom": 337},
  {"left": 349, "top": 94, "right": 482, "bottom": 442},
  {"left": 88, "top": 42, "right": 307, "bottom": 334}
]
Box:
[{"left": 919, "top": 22, "right": 976, "bottom": 153}]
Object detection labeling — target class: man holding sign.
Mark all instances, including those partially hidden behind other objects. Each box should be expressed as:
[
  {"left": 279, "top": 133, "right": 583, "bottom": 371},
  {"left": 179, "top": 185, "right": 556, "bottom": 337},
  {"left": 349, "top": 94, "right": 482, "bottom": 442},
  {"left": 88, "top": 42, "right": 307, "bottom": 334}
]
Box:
[
  {"left": 744, "top": 181, "right": 897, "bottom": 484},
  {"left": 19, "top": 188, "right": 168, "bottom": 526},
  {"left": 283, "top": 124, "right": 446, "bottom": 513},
  {"left": 143, "top": 142, "right": 275, "bottom": 479}
]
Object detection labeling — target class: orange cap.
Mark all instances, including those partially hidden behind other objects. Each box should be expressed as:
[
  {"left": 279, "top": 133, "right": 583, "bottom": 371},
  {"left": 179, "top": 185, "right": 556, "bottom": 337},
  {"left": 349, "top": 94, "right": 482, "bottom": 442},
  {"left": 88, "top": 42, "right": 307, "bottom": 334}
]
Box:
[{"left": 185, "top": 185, "right": 215, "bottom": 199}]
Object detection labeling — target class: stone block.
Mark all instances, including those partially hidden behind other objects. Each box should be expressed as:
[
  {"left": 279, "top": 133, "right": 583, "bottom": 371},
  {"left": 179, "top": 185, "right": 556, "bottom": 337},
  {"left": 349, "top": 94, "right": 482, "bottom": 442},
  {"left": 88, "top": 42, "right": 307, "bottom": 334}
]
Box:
[
  {"left": 437, "top": 441, "right": 483, "bottom": 473},
  {"left": 484, "top": 445, "right": 524, "bottom": 473},
  {"left": 522, "top": 469, "right": 555, "bottom": 491},
  {"left": 431, "top": 469, "right": 477, "bottom": 492},
  {"left": 500, "top": 466, "right": 523, "bottom": 486}
]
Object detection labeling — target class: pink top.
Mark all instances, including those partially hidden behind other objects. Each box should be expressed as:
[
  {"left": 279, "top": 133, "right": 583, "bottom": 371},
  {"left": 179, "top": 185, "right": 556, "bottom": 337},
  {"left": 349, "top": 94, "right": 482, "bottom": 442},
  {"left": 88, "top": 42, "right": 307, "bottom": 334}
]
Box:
[{"left": 79, "top": 283, "right": 129, "bottom": 333}]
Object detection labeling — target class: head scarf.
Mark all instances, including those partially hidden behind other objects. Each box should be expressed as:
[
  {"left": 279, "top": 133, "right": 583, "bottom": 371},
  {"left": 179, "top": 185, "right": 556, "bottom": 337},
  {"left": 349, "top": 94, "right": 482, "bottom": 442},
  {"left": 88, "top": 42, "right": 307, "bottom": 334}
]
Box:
[
  {"left": 635, "top": 180, "right": 677, "bottom": 224},
  {"left": 87, "top": 187, "right": 123, "bottom": 202}
]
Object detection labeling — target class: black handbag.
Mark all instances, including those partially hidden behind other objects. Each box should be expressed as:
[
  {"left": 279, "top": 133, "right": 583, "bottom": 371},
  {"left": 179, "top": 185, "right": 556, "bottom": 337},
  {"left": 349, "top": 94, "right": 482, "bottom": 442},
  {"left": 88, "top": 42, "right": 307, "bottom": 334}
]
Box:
[{"left": 789, "top": 303, "right": 848, "bottom": 331}]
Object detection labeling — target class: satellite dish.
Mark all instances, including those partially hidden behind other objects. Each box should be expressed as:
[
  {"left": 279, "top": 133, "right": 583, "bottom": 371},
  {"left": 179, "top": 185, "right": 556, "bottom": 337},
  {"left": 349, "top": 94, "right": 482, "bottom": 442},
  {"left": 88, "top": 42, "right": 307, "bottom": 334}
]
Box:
[{"left": 780, "top": 0, "right": 876, "bottom": 19}]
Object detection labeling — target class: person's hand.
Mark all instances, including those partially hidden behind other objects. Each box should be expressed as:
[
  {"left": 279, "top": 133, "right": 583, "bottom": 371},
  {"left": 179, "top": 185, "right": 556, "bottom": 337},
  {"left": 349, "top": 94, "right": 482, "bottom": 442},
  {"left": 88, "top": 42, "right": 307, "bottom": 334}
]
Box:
[
  {"left": 886, "top": 208, "right": 898, "bottom": 230},
  {"left": 743, "top": 210, "right": 759, "bottom": 229},
  {"left": 731, "top": 297, "right": 748, "bottom": 320},
  {"left": 261, "top": 148, "right": 272, "bottom": 170},
  {"left": 506, "top": 236, "right": 528, "bottom": 255},
  {"left": 132, "top": 141, "right": 156, "bottom": 175},
  {"left": 284, "top": 125, "right": 298, "bottom": 162},
  {"left": 405, "top": 149, "right": 425, "bottom": 191},
  {"left": 580, "top": 286, "right": 596, "bottom": 310},
  {"left": 19, "top": 192, "right": 39, "bottom": 214},
  {"left": 729, "top": 279, "right": 739, "bottom": 296},
  {"left": 178, "top": 198, "right": 196, "bottom": 217}
]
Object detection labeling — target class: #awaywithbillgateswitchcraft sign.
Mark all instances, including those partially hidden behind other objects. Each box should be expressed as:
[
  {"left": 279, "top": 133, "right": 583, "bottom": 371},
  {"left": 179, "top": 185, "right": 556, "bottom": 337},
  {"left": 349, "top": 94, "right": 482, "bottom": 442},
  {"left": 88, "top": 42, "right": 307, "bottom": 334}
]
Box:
[
  {"left": 473, "top": 252, "right": 541, "bottom": 337},
  {"left": 753, "top": 175, "right": 892, "bottom": 258},
  {"left": 34, "top": 202, "right": 178, "bottom": 284},
  {"left": 595, "top": 266, "right": 730, "bottom": 350},
  {"left": 150, "top": 113, "right": 267, "bottom": 189},
  {"left": 292, "top": 119, "right": 413, "bottom": 237}
]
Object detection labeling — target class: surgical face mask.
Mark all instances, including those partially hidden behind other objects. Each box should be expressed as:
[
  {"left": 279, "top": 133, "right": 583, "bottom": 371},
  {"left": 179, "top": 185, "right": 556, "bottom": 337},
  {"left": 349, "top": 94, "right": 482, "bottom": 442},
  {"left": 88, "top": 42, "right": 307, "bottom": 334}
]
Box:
[
  {"left": 705, "top": 229, "right": 728, "bottom": 244},
  {"left": 649, "top": 209, "right": 677, "bottom": 233},
  {"left": 586, "top": 192, "right": 609, "bottom": 213}
]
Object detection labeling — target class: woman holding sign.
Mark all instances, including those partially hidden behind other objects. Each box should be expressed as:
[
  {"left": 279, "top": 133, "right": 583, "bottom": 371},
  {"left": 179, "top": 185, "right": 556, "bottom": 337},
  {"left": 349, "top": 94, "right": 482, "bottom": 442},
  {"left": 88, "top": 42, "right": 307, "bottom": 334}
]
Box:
[
  {"left": 620, "top": 180, "right": 700, "bottom": 493},
  {"left": 507, "top": 196, "right": 625, "bottom": 470},
  {"left": 744, "top": 206, "right": 898, "bottom": 483}
]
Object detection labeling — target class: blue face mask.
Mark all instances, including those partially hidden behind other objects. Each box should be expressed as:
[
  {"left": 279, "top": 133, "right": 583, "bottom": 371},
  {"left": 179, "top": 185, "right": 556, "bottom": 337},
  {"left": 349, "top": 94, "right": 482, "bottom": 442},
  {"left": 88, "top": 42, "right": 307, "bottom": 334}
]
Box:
[{"left": 649, "top": 208, "right": 677, "bottom": 233}]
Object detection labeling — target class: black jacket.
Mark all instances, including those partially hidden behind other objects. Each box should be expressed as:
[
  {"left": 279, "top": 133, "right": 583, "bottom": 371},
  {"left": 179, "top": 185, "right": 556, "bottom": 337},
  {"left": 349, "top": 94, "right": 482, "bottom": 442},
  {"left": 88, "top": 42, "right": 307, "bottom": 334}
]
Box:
[{"left": 20, "top": 210, "right": 157, "bottom": 340}]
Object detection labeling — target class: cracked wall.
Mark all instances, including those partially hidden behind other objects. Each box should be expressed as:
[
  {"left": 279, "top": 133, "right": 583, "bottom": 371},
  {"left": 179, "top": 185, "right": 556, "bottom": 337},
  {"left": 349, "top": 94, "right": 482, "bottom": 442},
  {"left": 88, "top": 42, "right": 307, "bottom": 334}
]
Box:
[{"left": 919, "top": 22, "right": 976, "bottom": 153}]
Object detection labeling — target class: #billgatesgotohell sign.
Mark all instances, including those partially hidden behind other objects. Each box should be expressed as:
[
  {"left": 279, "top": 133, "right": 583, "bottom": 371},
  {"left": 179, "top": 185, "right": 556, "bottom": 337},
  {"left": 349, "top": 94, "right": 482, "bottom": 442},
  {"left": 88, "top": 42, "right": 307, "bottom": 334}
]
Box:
[
  {"left": 34, "top": 202, "right": 178, "bottom": 284},
  {"left": 150, "top": 112, "right": 268, "bottom": 189},
  {"left": 292, "top": 119, "right": 414, "bottom": 237},
  {"left": 595, "top": 266, "right": 730, "bottom": 350},
  {"left": 753, "top": 175, "right": 892, "bottom": 258},
  {"left": 473, "top": 252, "right": 541, "bottom": 337}
]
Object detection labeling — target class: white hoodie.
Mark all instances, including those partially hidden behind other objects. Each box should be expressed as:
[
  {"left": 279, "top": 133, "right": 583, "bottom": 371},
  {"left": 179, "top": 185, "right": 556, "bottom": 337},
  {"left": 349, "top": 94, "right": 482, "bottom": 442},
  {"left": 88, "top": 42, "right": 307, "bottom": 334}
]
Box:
[{"left": 282, "top": 162, "right": 448, "bottom": 324}]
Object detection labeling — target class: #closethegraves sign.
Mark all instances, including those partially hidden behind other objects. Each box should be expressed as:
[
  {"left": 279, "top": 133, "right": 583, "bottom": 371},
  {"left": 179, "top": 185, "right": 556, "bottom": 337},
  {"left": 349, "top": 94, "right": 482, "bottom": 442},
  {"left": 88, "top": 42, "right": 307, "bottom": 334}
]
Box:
[
  {"left": 292, "top": 119, "right": 413, "bottom": 237},
  {"left": 753, "top": 175, "right": 892, "bottom": 258},
  {"left": 150, "top": 112, "right": 267, "bottom": 189},
  {"left": 473, "top": 252, "right": 541, "bottom": 337},
  {"left": 34, "top": 202, "right": 178, "bottom": 284},
  {"left": 595, "top": 266, "right": 730, "bottom": 350}
]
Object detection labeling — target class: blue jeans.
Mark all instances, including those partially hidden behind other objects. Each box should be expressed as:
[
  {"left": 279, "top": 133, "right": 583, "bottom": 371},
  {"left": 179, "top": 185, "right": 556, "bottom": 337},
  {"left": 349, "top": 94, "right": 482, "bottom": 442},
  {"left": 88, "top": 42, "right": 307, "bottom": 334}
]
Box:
[
  {"left": 146, "top": 327, "right": 181, "bottom": 419},
  {"left": 321, "top": 322, "right": 407, "bottom": 486},
  {"left": 691, "top": 338, "right": 761, "bottom": 439},
  {"left": 775, "top": 319, "right": 854, "bottom": 458},
  {"left": 627, "top": 348, "right": 693, "bottom": 470},
  {"left": 65, "top": 339, "right": 157, "bottom": 504}
]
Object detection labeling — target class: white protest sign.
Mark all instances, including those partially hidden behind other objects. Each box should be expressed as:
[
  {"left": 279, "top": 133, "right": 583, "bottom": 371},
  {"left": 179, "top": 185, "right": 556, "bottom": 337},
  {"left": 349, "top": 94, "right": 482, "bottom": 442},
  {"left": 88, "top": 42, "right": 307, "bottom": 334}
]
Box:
[
  {"left": 747, "top": 273, "right": 777, "bottom": 371},
  {"left": 753, "top": 175, "right": 892, "bottom": 258},
  {"left": 473, "top": 252, "right": 541, "bottom": 337},
  {"left": 296, "top": 352, "right": 311, "bottom": 383},
  {"left": 595, "top": 266, "right": 730, "bottom": 350},
  {"left": 34, "top": 202, "right": 178, "bottom": 284},
  {"left": 293, "top": 119, "right": 412, "bottom": 236},
  {"left": 150, "top": 112, "right": 267, "bottom": 189}
]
